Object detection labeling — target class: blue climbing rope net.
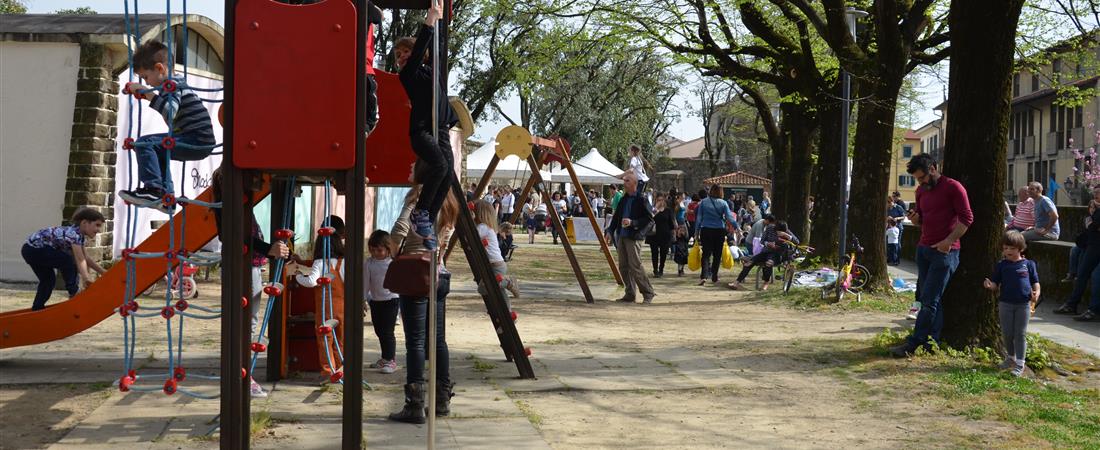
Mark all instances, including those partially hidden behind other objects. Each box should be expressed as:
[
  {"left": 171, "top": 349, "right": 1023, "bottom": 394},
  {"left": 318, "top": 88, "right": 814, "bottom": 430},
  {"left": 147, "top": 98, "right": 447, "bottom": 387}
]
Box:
[{"left": 115, "top": 0, "right": 235, "bottom": 399}]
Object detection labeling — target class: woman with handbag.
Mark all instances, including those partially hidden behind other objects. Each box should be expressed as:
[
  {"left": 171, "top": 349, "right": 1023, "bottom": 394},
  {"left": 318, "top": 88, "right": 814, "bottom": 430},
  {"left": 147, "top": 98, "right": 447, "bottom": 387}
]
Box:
[
  {"left": 694, "top": 185, "right": 737, "bottom": 286},
  {"left": 387, "top": 162, "right": 461, "bottom": 424}
]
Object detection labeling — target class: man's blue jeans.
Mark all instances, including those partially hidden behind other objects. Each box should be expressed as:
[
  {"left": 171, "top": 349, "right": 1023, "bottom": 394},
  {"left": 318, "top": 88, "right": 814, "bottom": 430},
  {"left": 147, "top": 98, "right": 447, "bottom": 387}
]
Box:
[
  {"left": 134, "top": 133, "right": 213, "bottom": 191},
  {"left": 907, "top": 246, "right": 960, "bottom": 350}
]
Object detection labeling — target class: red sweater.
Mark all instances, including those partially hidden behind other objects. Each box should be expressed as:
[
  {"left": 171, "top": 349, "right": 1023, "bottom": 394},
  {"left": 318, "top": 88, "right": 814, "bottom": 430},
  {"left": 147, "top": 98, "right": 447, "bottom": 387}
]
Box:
[{"left": 914, "top": 176, "right": 973, "bottom": 250}]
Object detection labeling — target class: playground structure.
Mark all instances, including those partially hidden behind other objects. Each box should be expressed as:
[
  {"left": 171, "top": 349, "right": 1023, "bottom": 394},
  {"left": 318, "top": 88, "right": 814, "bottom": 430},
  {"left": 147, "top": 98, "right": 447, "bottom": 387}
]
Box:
[
  {"left": 0, "top": 0, "right": 534, "bottom": 448},
  {"left": 446, "top": 126, "right": 624, "bottom": 303}
]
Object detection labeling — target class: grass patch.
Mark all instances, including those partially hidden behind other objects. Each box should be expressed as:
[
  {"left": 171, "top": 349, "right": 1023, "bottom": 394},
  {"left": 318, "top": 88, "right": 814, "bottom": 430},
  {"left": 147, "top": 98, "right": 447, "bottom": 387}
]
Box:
[
  {"left": 541, "top": 338, "right": 579, "bottom": 345},
  {"left": 834, "top": 328, "right": 1100, "bottom": 449},
  {"left": 654, "top": 358, "right": 678, "bottom": 369},
  {"left": 934, "top": 368, "right": 1100, "bottom": 449},
  {"left": 467, "top": 355, "right": 497, "bottom": 373},
  {"left": 513, "top": 399, "right": 544, "bottom": 428},
  {"left": 749, "top": 287, "right": 909, "bottom": 314},
  {"left": 250, "top": 410, "right": 274, "bottom": 437}
]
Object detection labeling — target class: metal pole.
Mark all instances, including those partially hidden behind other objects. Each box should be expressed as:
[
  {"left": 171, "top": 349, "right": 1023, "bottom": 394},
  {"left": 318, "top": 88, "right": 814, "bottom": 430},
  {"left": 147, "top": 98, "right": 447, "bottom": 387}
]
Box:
[
  {"left": 428, "top": 3, "right": 441, "bottom": 447},
  {"left": 427, "top": 249, "right": 438, "bottom": 448},
  {"left": 837, "top": 8, "right": 866, "bottom": 270}
]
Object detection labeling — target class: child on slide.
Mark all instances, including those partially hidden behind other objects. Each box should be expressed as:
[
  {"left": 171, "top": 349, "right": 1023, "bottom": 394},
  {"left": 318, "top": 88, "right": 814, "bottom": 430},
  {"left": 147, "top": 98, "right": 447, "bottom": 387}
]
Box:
[{"left": 21, "top": 208, "right": 107, "bottom": 310}]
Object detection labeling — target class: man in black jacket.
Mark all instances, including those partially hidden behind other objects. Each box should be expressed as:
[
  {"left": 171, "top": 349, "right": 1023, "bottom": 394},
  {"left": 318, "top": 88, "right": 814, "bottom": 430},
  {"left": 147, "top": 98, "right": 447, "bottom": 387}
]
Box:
[{"left": 605, "top": 173, "right": 656, "bottom": 303}]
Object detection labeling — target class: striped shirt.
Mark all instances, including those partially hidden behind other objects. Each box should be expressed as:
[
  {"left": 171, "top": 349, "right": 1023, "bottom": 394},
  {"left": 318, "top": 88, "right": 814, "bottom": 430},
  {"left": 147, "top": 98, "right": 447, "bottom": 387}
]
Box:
[{"left": 149, "top": 76, "right": 216, "bottom": 144}]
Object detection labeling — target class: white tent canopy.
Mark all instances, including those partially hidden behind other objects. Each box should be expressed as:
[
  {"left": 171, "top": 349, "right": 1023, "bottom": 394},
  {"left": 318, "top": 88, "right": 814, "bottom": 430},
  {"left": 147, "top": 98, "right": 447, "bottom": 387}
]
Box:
[
  {"left": 465, "top": 138, "right": 551, "bottom": 182},
  {"left": 550, "top": 148, "right": 624, "bottom": 185}
]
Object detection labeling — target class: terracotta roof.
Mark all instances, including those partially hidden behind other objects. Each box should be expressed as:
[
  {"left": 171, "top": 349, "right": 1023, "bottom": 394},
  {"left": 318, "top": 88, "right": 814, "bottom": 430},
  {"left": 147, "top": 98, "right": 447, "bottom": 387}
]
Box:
[
  {"left": 704, "top": 171, "right": 772, "bottom": 187},
  {"left": 903, "top": 129, "right": 920, "bottom": 140},
  {"left": 666, "top": 137, "right": 706, "bottom": 159}
]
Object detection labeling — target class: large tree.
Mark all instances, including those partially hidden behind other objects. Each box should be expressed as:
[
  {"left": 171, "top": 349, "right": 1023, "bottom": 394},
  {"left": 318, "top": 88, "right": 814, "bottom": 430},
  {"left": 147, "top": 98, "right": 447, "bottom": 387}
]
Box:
[{"left": 938, "top": 0, "right": 1027, "bottom": 348}]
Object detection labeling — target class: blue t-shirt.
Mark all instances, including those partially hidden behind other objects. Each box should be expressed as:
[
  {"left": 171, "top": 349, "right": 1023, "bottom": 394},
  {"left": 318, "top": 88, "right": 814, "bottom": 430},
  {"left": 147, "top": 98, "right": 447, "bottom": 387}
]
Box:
[
  {"left": 1032, "top": 195, "right": 1060, "bottom": 235},
  {"left": 990, "top": 258, "right": 1038, "bottom": 304}
]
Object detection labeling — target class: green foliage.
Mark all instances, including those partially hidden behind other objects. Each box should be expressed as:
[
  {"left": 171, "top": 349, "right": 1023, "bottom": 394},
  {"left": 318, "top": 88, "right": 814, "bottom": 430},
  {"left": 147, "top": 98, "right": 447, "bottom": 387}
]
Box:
[
  {"left": 0, "top": 0, "right": 26, "bottom": 14},
  {"left": 56, "top": 6, "right": 97, "bottom": 15},
  {"left": 871, "top": 327, "right": 909, "bottom": 351},
  {"left": 1025, "top": 332, "right": 1054, "bottom": 371}
]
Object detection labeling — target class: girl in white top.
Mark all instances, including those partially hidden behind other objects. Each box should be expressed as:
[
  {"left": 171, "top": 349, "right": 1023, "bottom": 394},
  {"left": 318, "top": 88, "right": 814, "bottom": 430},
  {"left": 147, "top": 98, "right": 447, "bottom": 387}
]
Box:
[
  {"left": 474, "top": 199, "right": 520, "bottom": 304},
  {"left": 364, "top": 230, "right": 401, "bottom": 373},
  {"left": 622, "top": 144, "right": 650, "bottom": 192}
]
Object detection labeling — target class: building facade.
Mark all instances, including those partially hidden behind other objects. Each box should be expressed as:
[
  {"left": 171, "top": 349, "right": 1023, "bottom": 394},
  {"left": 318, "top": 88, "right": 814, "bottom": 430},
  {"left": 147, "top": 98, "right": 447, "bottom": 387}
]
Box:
[{"left": 888, "top": 129, "right": 922, "bottom": 203}]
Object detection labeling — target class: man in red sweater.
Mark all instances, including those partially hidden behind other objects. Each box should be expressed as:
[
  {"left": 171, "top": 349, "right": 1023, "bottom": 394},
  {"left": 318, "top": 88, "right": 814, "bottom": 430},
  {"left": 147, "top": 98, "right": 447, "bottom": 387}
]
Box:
[{"left": 891, "top": 153, "right": 974, "bottom": 357}]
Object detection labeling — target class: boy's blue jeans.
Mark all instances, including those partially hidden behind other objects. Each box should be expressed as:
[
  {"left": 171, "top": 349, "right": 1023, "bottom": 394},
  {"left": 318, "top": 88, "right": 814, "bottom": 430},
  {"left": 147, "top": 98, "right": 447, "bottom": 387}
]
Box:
[
  {"left": 21, "top": 243, "right": 79, "bottom": 311},
  {"left": 134, "top": 133, "right": 213, "bottom": 191},
  {"left": 907, "top": 246, "right": 960, "bottom": 350}
]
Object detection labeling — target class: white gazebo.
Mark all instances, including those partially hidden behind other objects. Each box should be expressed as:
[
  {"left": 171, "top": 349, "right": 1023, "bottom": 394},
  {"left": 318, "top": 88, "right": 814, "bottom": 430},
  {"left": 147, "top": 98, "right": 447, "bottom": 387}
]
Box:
[
  {"left": 550, "top": 148, "right": 624, "bottom": 185},
  {"left": 465, "top": 138, "right": 551, "bottom": 182}
]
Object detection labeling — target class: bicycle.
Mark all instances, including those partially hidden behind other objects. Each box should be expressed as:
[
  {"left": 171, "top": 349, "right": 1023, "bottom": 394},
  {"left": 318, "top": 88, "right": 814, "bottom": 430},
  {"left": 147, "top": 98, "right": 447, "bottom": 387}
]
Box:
[
  {"left": 780, "top": 244, "right": 815, "bottom": 294},
  {"left": 822, "top": 235, "right": 868, "bottom": 302}
]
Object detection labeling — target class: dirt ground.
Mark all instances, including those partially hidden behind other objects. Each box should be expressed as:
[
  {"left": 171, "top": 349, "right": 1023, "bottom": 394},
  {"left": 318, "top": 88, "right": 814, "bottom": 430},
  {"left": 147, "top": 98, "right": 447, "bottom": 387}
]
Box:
[{"left": 1, "top": 237, "right": 1096, "bottom": 449}]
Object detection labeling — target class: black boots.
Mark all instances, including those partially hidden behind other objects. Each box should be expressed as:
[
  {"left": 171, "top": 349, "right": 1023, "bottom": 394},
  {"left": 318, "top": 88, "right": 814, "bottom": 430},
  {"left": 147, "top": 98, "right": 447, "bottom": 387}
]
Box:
[
  {"left": 388, "top": 383, "right": 426, "bottom": 424},
  {"left": 434, "top": 380, "right": 455, "bottom": 417}
]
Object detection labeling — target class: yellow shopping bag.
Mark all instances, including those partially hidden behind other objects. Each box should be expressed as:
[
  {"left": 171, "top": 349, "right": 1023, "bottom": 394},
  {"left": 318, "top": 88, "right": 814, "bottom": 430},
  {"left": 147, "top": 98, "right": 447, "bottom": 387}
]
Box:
[
  {"left": 687, "top": 241, "right": 702, "bottom": 271},
  {"left": 721, "top": 242, "right": 734, "bottom": 269}
]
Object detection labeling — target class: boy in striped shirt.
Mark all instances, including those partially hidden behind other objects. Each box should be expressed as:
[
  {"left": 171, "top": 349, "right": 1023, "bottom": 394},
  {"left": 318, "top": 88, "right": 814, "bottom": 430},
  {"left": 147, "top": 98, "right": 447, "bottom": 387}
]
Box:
[{"left": 119, "top": 40, "right": 216, "bottom": 214}]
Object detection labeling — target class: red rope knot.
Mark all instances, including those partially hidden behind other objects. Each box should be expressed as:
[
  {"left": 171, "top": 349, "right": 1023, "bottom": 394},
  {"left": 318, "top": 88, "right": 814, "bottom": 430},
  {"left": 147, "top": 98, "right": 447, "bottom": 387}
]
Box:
[
  {"left": 275, "top": 228, "right": 294, "bottom": 240},
  {"left": 173, "top": 367, "right": 187, "bottom": 382},
  {"left": 165, "top": 250, "right": 179, "bottom": 263},
  {"left": 174, "top": 299, "right": 189, "bottom": 312},
  {"left": 510, "top": 311, "right": 518, "bottom": 321},
  {"left": 317, "top": 226, "right": 336, "bottom": 237},
  {"left": 263, "top": 283, "right": 284, "bottom": 297},
  {"left": 241, "top": 296, "right": 249, "bottom": 308},
  {"left": 162, "top": 79, "right": 177, "bottom": 93},
  {"left": 329, "top": 371, "right": 344, "bottom": 384},
  {"left": 163, "top": 379, "right": 177, "bottom": 395},
  {"left": 250, "top": 342, "right": 266, "bottom": 353},
  {"left": 122, "top": 137, "right": 135, "bottom": 150},
  {"left": 127, "top": 301, "right": 140, "bottom": 313},
  {"left": 316, "top": 325, "right": 332, "bottom": 336},
  {"left": 118, "top": 375, "right": 134, "bottom": 392},
  {"left": 121, "top": 248, "right": 137, "bottom": 261},
  {"left": 316, "top": 276, "right": 332, "bottom": 286},
  {"left": 162, "top": 193, "right": 177, "bottom": 208},
  {"left": 160, "top": 306, "right": 175, "bottom": 320},
  {"left": 118, "top": 304, "right": 130, "bottom": 317},
  {"left": 241, "top": 368, "right": 248, "bottom": 379},
  {"left": 161, "top": 136, "right": 176, "bottom": 150},
  {"left": 524, "top": 347, "right": 533, "bottom": 356}
]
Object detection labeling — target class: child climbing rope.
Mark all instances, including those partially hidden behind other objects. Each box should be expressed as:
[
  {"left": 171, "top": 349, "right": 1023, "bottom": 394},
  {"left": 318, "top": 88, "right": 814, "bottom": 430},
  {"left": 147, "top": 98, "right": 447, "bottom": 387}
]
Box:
[
  {"left": 393, "top": 0, "right": 458, "bottom": 250},
  {"left": 292, "top": 215, "right": 347, "bottom": 384},
  {"left": 21, "top": 208, "right": 107, "bottom": 311},
  {"left": 118, "top": 40, "right": 216, "bottom": 213}
]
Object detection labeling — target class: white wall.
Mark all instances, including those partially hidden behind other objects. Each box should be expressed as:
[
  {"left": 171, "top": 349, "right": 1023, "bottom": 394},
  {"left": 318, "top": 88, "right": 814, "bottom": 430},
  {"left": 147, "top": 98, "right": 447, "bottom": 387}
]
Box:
[{"left": 0, "top": 42, "right": 81, "bottom": 282}]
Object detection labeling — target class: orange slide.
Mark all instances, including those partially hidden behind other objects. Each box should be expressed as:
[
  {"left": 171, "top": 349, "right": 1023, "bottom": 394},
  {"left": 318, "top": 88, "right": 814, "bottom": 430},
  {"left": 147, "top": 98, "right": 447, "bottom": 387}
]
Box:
[{"left": 0, "top": 186, "right": 268, "bottom": 349}]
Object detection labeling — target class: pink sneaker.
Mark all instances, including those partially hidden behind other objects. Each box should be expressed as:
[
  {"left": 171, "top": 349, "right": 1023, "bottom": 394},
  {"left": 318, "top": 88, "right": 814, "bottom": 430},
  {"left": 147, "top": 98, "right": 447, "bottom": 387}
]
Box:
[{"left": 380, "top": 359, "right": 398, "bottom": 374}]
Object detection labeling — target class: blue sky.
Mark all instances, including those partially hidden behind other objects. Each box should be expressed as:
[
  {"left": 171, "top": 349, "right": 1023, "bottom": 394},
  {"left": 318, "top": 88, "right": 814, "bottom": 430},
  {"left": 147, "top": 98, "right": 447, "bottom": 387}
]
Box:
[{"left": 24, "top": 0, "right": 942, "bottom": 143}]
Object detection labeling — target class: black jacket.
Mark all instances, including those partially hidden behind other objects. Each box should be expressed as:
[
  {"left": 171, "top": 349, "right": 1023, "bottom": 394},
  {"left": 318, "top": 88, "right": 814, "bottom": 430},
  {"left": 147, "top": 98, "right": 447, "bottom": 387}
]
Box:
[
  {"left": 645, "top": 208, "right": 677, "bottom": 246},
  {"left": 400, "top": 24, "right": 459, "bottom": 134},
  {"left": 606, "top": 192, "right": 653, "bottom": 240}
]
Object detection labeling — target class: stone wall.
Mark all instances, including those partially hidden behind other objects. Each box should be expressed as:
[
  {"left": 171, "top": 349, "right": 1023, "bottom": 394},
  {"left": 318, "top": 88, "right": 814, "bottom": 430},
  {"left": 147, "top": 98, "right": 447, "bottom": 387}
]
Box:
[
  {"left": 64, "top": 43, "right": 118, "bottom": 263},
  {"left": 900, "top": 224, "right": 1077, "bottom": 300}
]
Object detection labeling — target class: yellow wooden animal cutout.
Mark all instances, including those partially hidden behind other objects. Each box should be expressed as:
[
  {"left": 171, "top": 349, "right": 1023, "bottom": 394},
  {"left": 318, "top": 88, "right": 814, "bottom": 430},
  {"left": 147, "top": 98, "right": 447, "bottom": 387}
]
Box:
[{"left": 495, "top": 125, "right": 533, "bottom": 159}]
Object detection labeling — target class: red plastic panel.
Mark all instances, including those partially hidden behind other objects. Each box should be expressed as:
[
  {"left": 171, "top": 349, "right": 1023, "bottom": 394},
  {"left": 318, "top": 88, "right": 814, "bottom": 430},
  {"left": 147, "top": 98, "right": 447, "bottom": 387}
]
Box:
[
  {"left": 234, "top": 0, "right": 357, "bottom": 170},
  {"left": 364, "top": 69, "right": 416, "bottom": 185}
]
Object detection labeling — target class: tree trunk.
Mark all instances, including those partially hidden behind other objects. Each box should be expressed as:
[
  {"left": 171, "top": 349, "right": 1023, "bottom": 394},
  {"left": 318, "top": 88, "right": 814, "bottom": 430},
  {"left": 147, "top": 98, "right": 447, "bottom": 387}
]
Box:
[
  {"left": 769, "top": 107, "right": 794, "bottom": 221},
  {"left": 785, "top": 104, "right": 817, "bottom": 241},
  {"left": 810, "top": 79, "right": 844, "bottom": 263},
  {"left": 847, "top": 77, "right": 903, "bottom": 292},
  {"left": 940, "top": 0, "right": 1025, "bottom": 349}
]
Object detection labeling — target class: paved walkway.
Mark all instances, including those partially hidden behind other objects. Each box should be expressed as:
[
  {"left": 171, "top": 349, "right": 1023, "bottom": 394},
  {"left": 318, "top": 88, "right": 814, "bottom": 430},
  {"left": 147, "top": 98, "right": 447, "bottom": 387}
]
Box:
[{"left": 888, "top": 260, "right": 1100, "bottom": 357}]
